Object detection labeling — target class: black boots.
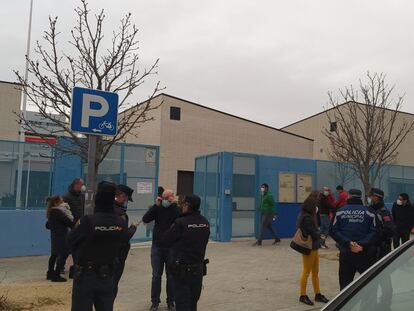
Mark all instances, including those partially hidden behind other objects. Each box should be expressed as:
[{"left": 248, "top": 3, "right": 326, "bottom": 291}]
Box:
[
  {"left": 272, "top": 238, "right": 281, "bottom": 245},
  {"left": 46, "top": 271, "right": 54, "bottom": 280},
  {"left": 315, "top": 293, "right": 329, "bottom": 303}
]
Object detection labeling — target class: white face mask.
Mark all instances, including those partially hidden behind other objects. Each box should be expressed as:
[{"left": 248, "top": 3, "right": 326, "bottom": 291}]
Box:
[
  {"left": 397, "top": 199, "right": 403, "bottom": 206},
  {"left": 367, "top": 197, "right": 372, "bottom": 205},
  {"left": 260, "top": 187, "right": 265, "bottom": 193},
  {"left": 80, "top": 185, "right": 87, "bottom": 193},
  {"left": 323, "top": 191, "right": 329, "bottom": 196}
]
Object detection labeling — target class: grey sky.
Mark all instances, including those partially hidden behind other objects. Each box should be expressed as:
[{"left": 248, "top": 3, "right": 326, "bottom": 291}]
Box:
[{"left": 1, "top": 0, "right": 414, "bottom": 128}]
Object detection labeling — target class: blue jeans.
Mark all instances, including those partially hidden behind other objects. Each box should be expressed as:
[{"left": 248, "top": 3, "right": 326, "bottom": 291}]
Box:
[
  {"left": 320, "top": 214, "right": 330, "bottom": 238},
  {"left": 151, "top": 245, "right": 174, "bottom": 305}
]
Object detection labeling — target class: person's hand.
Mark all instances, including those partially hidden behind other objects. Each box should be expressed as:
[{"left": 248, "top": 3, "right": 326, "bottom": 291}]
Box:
[
  {"left": 350, "top": 242, "right": 363, "bottom": 253},
  {"left": 155, "top": 197, "right": 162, "bottom": 206}
]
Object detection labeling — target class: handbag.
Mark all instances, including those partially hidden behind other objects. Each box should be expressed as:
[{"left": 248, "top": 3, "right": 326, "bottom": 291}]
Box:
[{"left": 290, "top": 228, "right": 312, "bottom": 255}]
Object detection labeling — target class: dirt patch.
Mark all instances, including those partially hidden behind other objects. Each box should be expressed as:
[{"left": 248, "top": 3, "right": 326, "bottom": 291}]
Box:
[{"left": 0, "top": 282, "right": 70, "bottom": 311}]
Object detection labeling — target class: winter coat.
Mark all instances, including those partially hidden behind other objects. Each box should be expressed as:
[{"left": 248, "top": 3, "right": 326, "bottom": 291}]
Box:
[
  {"left": 297, "top": 210, "right": 320, "bottom": 250},
  {"left": 142, "top": 203, "right": 180, "bottom": 247},
  {"left": 319, "top": 194, "right": 335, "bottom": 215},
  {"left": 260, "top": 191, "right": 277, "bottom": 215},
  {"left": 63, "top": 187, "right": 84, "bottom": 222},
  {"left": 392, "top": 201, "right": 414, "bottom": 231},
  {"left": 47, "top": 206, "right": 74, "bottom": 255}
]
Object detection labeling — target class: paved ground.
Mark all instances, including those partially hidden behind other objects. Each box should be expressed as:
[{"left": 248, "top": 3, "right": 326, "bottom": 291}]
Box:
[{"left": 0, "top": 239, "right": 341, "bottom": 311}]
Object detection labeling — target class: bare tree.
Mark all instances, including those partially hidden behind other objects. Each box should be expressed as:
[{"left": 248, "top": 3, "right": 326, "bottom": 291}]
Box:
[
  {"left": 14, "top": 0, "right": 163, "bottom": 180},
  {"left": 323, "top": 72, "right": 414, "bottom": 196}
]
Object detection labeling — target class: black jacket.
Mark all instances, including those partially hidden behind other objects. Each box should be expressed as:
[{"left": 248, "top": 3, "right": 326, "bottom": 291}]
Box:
[
  {"left": 48, "top": 209, "right": 74, "bottom": 236},
  {"left": 297, "top": 211, "right": 320, "bottom": 250},
  {"left": 114, "top": 201, "right": 137, "bottom": 260},
  {"left": 392, "top": 201, "right": 414, "bottom": 231},
  {"left": 142, "top": 203, "right": 180, "bottom": 247},
  {"left": 63, "top": 188, "right": 84, "bottom": 222},
  {"left": 372, "top": 201, "right": 395, "bottom": 244},
  {"left": 69, "top": 211, "right": 129, "bottom": 266},
  {"left": 162, "top": 211, "right": 210, "bottom": 264},
  {"left": 48, "top": 209, "right": 74, "bottom": 255}
]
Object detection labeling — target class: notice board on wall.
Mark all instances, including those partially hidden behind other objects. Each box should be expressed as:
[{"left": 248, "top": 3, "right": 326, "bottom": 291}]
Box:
[
  {"left": 297, "top": 174, "right": 313, "bottom": 203},
  {"left": 278, "top": 173, "right": 296, "bottom": 203}
]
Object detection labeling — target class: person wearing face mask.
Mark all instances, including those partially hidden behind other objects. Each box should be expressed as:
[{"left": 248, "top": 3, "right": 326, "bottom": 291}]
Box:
[
  {"left": 143, "top": 189, "right": 181, "bottom": 311},
  {"left": 112, "top": 184, "right": 139, "bottom": 301},
  {"left": 63, "top": 178, "right": 86, "bottom": 223},
  {"left": 391, "top": 193, "right": 414, "bottom": 249},
  {"left": 253, "top": 183, "right": 280, "bottom": 246},
  {"left": 318, "top": 187, "right": 335, "bottom": 249},
  {"left": 368, "top": 188, "right": 395, "bottom": 260}
]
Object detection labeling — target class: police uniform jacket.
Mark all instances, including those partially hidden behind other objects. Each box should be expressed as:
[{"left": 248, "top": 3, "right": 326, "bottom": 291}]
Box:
[
  {"left": 69, "top": 209, "right": 130, "bottom": 267},
  {"left": 162, "top": 210, "right": 210, "bottom": 264},
  {"left": 330, "top": 197, "right": 377, "bottom": 254},
  {"left": 114, "top": 200, "right": 137, "bottom": 260},
  {"left": 372, "top": 202, "right": 395, "bottom": 245}
]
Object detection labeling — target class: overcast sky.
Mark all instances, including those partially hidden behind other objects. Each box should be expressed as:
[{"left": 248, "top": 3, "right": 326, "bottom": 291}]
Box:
[{"left": 1, "top": 0, "right": 414, "bottom": 128}]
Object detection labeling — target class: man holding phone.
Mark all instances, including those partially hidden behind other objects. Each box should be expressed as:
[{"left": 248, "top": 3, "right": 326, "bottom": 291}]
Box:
[{"left": 143, "top": 189, "right": 180, "bottom": 311}]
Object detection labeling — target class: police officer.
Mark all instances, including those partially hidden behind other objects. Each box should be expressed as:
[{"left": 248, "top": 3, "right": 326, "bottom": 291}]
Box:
[
  {"left": 368, "top": 188, "right": 395, "bottom": 260},
  {"left": 330, "top": 189, "right": 377, "bottom": 290},
  {"left": 69, "top": 181, "right": 130, "bottom": 311},
  {"left": 113, "top": 184, "right": 138, "bottom": 301},
  {"left": 162, "top": 195, "right": 210, "bottom": 311}
]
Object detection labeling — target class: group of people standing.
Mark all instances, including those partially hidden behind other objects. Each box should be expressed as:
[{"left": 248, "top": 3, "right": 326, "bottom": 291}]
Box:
[
  {"left": 296, "top": 185, "right": 414, "bottom": 306},
  {"left": 45, "top": 179, "right": 210, "bottom": 311}
]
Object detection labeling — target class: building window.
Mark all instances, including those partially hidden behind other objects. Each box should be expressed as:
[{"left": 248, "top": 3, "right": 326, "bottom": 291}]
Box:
[
  {"left": 170, "top": 106, "right": 181, "bottom": 121},
  {"left": 330, "top": 121, "right": 337, "bottom": 132}
]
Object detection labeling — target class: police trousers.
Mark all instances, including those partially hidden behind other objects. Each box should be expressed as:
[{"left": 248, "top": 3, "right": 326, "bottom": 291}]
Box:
[
  {"left": 339, "top": 252, "right": 374, "bottom": 290},
  {"left": 72, "top": 274, "right": 115, "bottom": 311},
  {"left": 173, "top": 274, "right": 203, "bottom": 311}
]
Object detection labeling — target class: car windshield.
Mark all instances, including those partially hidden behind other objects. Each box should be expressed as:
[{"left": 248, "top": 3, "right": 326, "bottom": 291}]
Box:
[{"left": 341, "top": 244, "right": 414, "bottom": 311}]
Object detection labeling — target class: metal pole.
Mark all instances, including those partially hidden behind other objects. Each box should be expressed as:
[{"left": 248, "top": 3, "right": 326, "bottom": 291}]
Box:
[
  {"left": 25, "top": 154, "right": 31, "bottom": 209},
  {"left": 84, "top": 135, "right": 97, "bottom": 215},
  {"left": 16, "top": 0, "right": 34, "bottom": 208}
]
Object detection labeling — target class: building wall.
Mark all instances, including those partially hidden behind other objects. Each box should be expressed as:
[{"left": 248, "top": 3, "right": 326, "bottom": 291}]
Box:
[
  {"left": 122, "top": 96, "right": 163, "bottom": 146},
  {"left": 284, "top": 106, "right": 414, "bottom": 166},
  {"left": 127, "top": 95, "right": 314, "bottom": 191},
  {"left": 0, "top": 81, "right": 21, "bottom": 141}
]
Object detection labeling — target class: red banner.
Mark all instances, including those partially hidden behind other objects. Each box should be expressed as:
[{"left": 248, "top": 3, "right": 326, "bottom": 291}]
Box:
[{"left": 25, "top": 136, "right": 57, "bottom": 145}]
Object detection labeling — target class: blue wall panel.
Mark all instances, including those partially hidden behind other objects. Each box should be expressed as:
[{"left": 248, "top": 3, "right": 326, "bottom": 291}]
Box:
[
  {"left": 263, "top": 203, "right": 302, "bottom": 239},
  {"left": 0, "top": 210, "right": 50, "bottom": 257}
]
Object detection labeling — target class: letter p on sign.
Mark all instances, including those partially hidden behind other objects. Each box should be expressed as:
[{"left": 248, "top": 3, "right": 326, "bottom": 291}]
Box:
[{"left": 70, "top": 87, "right": 118, "bottom": 136}]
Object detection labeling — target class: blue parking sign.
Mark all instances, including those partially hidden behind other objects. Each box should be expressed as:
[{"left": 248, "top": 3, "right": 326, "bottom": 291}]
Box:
[{"left": 70, "top": 87, "right": 119, "bottom": 136}]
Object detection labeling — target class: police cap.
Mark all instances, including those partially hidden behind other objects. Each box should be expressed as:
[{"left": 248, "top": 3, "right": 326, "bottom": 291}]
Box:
[{"left": 117, "top": 184, "right": 134, "bottom": 202}]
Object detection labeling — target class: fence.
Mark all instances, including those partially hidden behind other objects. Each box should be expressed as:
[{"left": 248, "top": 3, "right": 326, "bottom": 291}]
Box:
[
  {"left": 194, "top": 152, "right": 414, "bottom": 241},
  {"left": 0, "top": 139, "right": 159, "bottom": 257}
]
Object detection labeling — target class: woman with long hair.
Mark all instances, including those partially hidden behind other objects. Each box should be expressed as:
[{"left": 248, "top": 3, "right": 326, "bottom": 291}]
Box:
[
  {"left": 45, "top": 195, "right": 75, "bottom": 282},
  {"left": 297, "top": 191, "right": 329, "bottom": 306}
]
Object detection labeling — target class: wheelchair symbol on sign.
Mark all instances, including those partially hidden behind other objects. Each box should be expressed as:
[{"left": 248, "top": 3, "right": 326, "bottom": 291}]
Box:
[{"left": 98, "top": 121, "right": 114, "bottom": 130}]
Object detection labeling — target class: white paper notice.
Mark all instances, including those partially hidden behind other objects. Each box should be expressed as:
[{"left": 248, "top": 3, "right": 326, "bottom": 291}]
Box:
[{"left": 137, "top": 181, "right": 153, "bottom": 194}]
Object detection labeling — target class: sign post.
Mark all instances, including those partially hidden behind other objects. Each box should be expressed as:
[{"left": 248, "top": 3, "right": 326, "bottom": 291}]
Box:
[{"left": 70, "top": 87, "right": 118, "bottom": 215}]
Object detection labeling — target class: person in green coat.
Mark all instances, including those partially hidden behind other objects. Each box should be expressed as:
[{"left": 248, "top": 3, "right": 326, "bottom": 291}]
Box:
[{"left": 254, "top": 183, "right": 281, "bottom": 246}]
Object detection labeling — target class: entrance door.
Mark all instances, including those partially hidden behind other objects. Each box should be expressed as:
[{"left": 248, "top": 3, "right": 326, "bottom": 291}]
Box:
[
  {"left": 177, "top": 170, "right": 194, "bottom": 197},
  {"left": 232, "top": 156, "right": 256, "bottom": 237}
]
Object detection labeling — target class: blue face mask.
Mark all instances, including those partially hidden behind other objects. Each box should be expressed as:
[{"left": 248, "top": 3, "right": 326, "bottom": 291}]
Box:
[{"left": 162, "top": 200, "right": 171, "bottom": 208}]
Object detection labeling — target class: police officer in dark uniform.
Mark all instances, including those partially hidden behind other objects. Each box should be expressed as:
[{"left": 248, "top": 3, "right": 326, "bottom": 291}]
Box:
[
  {"left": 162, "top": 195, "right": 210, "bottom": 311},
  {"left": 330, "top": 189, "right": 377, "bottom": 290},
  {"left": 369, "top": 188, "right": 395, "bottom": 260},
  {"left": 69, "top": 181, "right": 130, "bottom": 311},
  {"left": 113, "top": 184, "right": 138, "bottom": 300}
]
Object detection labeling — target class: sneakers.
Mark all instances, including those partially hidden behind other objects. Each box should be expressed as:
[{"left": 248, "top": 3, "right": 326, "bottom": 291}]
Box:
[
  {"left": 167, "top": 302, "right": 176, "bottom": 311},
  {"left": 299, "top": 295, "right": 314, "bottom": 306},
  {"left": 315, "top": 294, "right": 329, "bottom": 303},
  {"left": 149, "top": 304, "right": 159, "bottom": 311},
  {"left": 252, "top": 241, "right": 262, "bottom": 246}
]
